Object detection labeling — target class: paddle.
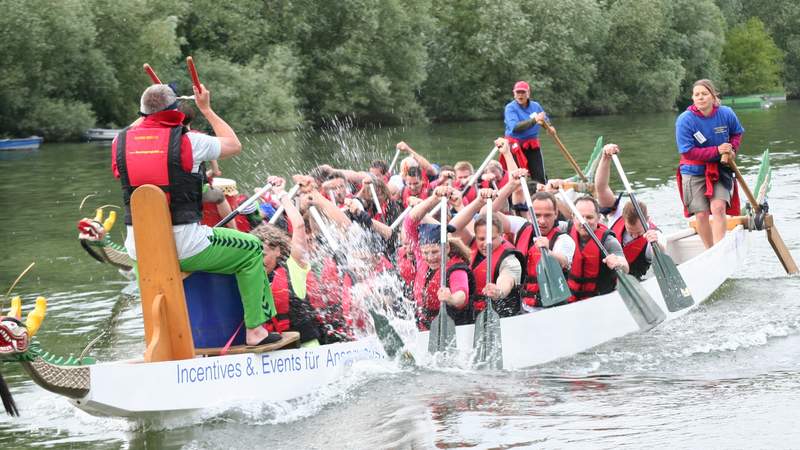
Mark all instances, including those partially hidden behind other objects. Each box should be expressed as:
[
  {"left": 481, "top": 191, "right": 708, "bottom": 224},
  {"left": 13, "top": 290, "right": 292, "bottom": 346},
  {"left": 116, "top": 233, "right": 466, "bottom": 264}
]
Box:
[
  {"left": 186, "top": 56, "right": 202, "bottom": 93},
  {"left": 309, "top": 205, "right": 413, "bottom": 360},
  {"left": 611, "top": 154, "right": 694, "bottom": 312},
  {"left": 461, "top": 145, "right": 500, "bottom": 196},
  {"left": 519, "top": 177, "right": 571, "bottom": 307},
  {"left": 143, "top": 63, "right": 161, "bottom": 84},
  {"left": 268, "top": 184, "right": 300, "bottom": 225},
  {"left": 538, "top": 120, "right": 588, "bottom": 182},
  {"left": 428, "top": 198, "right": 457, "bottom": 353},
  {"left": 215, "top": 182, "right": 272, "bottom": 227},
  {"left": 726, "top": 157, "right": 798, "bottom": 274},
  {"left": 389, "top": 205, "right": 413, "bottom": 231},
  {"left": 472, "top": 197, "right": 503, "bottom": 369},
  {"left": 387, "top": 148, "right": 401, "bottom": 176},
  {"left": 558, "top": 189, "right": 666, "bottom": 331},
  {"left": 369, "top": 183, "right": 383, "bottom": 216}
]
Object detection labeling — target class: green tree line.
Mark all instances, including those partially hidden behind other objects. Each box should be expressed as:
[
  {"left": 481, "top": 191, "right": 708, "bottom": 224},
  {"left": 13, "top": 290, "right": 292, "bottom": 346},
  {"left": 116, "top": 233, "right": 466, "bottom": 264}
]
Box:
[{"left": 0, "top": 0, "right": 796, "bottom": 141}]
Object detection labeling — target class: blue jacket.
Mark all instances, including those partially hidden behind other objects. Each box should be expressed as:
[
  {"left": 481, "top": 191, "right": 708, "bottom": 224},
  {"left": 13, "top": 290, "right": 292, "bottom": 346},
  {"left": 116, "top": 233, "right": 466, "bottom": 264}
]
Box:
[
  {"left": 504, "top": 100, "right": 545, "bottom": 140},
  {"left": 675, "top": 105, "right": 744, "bottom": 176}
]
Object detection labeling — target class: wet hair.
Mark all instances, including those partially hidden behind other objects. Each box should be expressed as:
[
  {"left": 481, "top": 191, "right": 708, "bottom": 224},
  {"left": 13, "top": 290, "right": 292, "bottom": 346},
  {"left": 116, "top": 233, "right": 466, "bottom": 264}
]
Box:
[
  {"left": 178, "top": 100, "right": 197, "bottom": 126},
  {"left": 693, "top": 79, "right": 721, "bottom": 107},
  {"left": 326, "top": 171, "right": 347, "bottom": 183},
  {"left": 473, "top": 212, "right": 504, "bottom": 235},
  {"left": 531, "top": 191, "right": 557, "bottom": 211},
  {"left": 622, "top": 200, "right": 647, "bottom": 224},
  {"left": 406, "top": 166, "right": 422, "bottom": 178},
  {"left": 370, "top": 160, "right": 388, "bottom": 175},
  {"left": 453, "top": 161, "right": 474, "bottom": 173},
  {"left": 140, "top": 84, "right": 177, "bottom": 115},
  {"left": 251, "top": 223, "right": 291, "bottom": 260},
  {"left": 309, "top": 165, "right": 333, "bottom": 185},
  {"left": 575, "top": 196, "right": 600, "bottom": 214}
]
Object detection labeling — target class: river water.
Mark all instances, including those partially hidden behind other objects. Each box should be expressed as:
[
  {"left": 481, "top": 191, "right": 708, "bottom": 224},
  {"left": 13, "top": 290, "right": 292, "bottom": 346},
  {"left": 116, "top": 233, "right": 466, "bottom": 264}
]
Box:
[{"left": 1, "top": 102, "right": 798, "bottom": 449}]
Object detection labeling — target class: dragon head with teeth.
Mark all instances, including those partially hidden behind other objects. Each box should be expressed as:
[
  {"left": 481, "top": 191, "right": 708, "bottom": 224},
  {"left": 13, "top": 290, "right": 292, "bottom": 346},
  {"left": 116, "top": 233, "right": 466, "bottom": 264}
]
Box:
[{"left": 0, "top": 317, "right": 29, "bottom": 356}]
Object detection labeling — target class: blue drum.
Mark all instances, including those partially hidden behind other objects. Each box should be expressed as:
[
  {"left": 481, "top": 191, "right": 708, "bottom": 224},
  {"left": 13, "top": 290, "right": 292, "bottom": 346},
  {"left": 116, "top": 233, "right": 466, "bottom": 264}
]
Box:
[{"left": 183, "top": 272, "right": 246, "bottom": 348}]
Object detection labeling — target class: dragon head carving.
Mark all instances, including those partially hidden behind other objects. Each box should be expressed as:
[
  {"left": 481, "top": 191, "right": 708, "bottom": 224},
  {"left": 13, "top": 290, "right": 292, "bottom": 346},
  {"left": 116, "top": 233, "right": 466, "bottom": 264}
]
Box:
[{"left": 0, "top": 317, "right": 29, "bottom": 356}]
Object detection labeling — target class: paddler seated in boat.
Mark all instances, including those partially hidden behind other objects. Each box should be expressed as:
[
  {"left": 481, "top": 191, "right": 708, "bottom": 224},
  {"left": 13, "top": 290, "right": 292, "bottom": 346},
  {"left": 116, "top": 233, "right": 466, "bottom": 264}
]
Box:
[
  {"left": 516, "top": 191, "right": 576, "bottom": 311},
  {"left": 251, "top": 177, "right": 322, "bottom": 347},
  {"left": 369, "top": 159, "right": 390, "bottom": 183},
  {"left": 595, "top": 143, "right": 665, "bottom": 280},
  {"left": 321, "top": 171, "right": 351, "bottom": 208},
  {"left": 404, "top": 186, "right": 475, "bottom": 329},
  {"left": 565, "top": 196, "right": 628, "bottom": 301},
  {"left": 675, "top": 79, "right": 744, "bottom": 248},
  {"left": 450, "top": 188, "right": 525, "bottom": 317},
  {"left": 112, "top": 83, "right": 282, "bottom": 346},
  {"left": 388, "top": 141, "right": 435, "bottom": 201}
]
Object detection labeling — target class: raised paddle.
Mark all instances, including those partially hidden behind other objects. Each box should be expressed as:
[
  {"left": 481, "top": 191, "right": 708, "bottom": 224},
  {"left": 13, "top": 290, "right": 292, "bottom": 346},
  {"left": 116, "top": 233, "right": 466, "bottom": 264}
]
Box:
[
  {"left": 215, "top": 182, "right": 272, "bottom": 227},
  {"left": 389, "top": 205, "right": 413, "bottom": 230},
  {"left": 461, "top": 145, "right": 500, "bottom": 195},
  {"left": 519, "top": 177, "right": 571, "bottom": 307},
  {"left": 369, "top": 183, "right": 383, "bottom": 216},
  {"left": 726, "top": 157, "right": 798, "bottom": 274},
  {"left": 143, "top": 64, "right": 161, "bottom": 84},
  {"left": 472, "top": 196, "right": 503, "bottom": 369},
  {"left": 538, "top": 120, "right": 588, "bottom": 182},
  {"left": 268, "top": 184, "right": 300, "bottom": 225},
  {"left": 558, "top": 189, "right": 666, "bottom": 331},
  {"left": 387, "top": 148, "right": 401, "bottom": 176},
  {"left": 186, "top": 56, "right": 202, "bottom": 93},
  {"left": 611, "top": 154, "right": 695, "bottom": 312},
  {"left": 428, "top": 198, "right": 457, "bottom": 353}
]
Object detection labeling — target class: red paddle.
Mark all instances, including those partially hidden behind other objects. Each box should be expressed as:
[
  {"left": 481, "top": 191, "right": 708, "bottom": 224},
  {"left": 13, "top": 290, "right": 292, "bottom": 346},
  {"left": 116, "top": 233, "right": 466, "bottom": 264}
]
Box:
[
  {"left": 186, "top": 56, "right": 202, "bottom": 93},
  {"left": 143, "top": 63, "right": 161, "bottom": 84}
]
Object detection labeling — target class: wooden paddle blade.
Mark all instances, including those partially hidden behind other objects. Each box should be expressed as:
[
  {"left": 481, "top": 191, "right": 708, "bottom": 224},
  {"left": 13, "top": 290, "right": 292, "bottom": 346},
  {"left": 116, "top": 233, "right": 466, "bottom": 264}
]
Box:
[
  {"left": 472, "top": 304, "right": 503, "bottom": 369},
  {"left": 537, "top": 253, "right": 571, "bottom": 307},
  {"left": 427, "top": 307, "right": 456, "bottom": 354},
  {"left": 764, "top": 215, "right": 799, "bottom": 274},
  {"left": 651, "top": 246, "right": 694, "bottom": 312},
  {"left": 616, "top": 270, "right": 666, "bottom": 331},
  {"left": 369, "top": 308, "right": 411, "bottom": 362}
]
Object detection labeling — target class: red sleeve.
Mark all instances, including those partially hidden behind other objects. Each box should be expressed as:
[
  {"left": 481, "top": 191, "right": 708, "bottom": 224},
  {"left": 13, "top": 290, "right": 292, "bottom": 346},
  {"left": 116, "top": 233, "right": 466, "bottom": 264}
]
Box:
[
  {"left": 682, "top": 145, "right": 719, "bottom": 162},
  {"left": 447, "top": 269, "right": 469, "bottom": 310},
  {"left": 403, "top": 215, "right": 422, "bottom": 261},
  {"left": 730, "top": 133, "right": 742, "bottom": 151}
]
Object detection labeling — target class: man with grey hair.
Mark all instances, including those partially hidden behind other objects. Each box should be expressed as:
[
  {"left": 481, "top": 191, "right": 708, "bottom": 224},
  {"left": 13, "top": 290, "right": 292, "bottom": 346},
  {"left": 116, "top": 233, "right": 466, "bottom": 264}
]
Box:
[{"left": 112, "top": 83, "right": 281, "bottom": 346}]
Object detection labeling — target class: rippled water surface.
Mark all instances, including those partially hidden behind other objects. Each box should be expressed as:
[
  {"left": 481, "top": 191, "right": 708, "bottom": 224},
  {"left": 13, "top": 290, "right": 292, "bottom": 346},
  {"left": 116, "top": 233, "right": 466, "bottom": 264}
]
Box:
[{"left": 1, "top": 102, "right": 798, "bottom": 449}]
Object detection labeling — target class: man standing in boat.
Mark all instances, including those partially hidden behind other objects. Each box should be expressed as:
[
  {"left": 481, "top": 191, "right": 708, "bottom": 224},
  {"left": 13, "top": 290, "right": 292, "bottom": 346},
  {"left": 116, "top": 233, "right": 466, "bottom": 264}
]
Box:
[
  {"left": 503, "top": 80, "right": 556, "bottom": 186},
  {"left": 112, "top": 83, "right": 282, "bottom": 347}
]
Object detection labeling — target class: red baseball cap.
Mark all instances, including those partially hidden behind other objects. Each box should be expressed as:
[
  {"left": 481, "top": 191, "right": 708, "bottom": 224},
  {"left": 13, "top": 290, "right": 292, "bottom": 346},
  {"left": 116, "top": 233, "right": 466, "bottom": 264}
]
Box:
[{"left": 513, "top": 81, "right": 530, "bottom": 93}]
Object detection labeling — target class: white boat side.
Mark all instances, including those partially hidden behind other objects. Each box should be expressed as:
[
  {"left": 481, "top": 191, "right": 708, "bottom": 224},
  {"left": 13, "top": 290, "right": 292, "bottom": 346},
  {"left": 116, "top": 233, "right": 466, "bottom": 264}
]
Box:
[
  {"left": 412, "top": 226, "right": 748, "bottom": 370},
  {"left": 71, "top": 227, "right": 746, "bottom": 417},
  {"left": 74, "top": 337, "right": 385, "bottom": 417}
]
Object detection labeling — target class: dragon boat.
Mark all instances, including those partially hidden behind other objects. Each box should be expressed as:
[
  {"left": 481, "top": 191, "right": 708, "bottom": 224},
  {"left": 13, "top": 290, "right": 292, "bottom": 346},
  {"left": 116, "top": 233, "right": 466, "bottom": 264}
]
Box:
[{"left": 1, "top": 152, "right": 793, "bottom": 418}]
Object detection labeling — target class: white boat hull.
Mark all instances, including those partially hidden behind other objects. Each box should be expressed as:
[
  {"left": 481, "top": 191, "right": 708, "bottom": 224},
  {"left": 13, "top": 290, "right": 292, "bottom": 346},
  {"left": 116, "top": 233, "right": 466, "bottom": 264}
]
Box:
[{"left": 70, "top": 227, "right": 747, "bottom": 417}]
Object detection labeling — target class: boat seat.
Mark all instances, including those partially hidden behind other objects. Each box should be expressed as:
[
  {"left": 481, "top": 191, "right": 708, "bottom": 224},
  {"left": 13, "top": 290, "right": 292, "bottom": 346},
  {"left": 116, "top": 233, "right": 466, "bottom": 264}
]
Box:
[{"left": 195, "top": 331, "right": 300, "bottom": 356}]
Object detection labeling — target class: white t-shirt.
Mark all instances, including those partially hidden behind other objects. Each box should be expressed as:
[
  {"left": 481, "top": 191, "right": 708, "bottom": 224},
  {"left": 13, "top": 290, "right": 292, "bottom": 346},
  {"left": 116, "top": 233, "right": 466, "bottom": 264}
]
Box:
[{"left": 125, "top": 132, "right": 221, "bottom": 260}]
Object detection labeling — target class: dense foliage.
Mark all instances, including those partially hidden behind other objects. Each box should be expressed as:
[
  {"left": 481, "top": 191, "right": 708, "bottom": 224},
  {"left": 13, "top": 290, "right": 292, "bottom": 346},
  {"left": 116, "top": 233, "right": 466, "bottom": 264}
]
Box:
[{"left": 0, "top": 0, "right": 794, "bottom": 140}]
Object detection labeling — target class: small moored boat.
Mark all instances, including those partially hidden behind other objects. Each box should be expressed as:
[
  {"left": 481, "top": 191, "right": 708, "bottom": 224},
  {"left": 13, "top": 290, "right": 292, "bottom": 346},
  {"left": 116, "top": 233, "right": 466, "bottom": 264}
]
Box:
[
  {"left": 84, "top": 128, "right": 121, "bottom": 142},
  {"left": 0, "top": 136, "right": 43, "bottom": 150}
]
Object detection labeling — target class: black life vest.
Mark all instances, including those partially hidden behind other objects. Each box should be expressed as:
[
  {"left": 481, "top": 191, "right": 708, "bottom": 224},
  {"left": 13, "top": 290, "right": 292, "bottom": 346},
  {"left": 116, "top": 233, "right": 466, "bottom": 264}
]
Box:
[{"left": 267, "top": 263, "right": 321, "bottom": 343}]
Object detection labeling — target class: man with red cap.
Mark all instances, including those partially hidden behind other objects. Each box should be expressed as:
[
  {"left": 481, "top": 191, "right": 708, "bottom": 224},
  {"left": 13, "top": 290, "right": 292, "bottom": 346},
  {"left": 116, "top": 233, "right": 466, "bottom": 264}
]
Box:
[{"left": 503, "top": 80, "right": 555, "bottom": 186}]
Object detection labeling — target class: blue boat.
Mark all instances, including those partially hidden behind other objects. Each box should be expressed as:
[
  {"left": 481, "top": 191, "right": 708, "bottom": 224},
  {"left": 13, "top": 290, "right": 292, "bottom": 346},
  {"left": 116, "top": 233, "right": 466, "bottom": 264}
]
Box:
[{"left": 0, "top": 136, "right": 43, "bottom": 150}]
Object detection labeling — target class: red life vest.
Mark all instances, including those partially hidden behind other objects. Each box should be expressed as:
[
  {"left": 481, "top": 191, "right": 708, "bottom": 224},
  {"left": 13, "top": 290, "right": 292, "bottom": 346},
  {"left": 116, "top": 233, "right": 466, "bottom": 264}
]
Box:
[
  {"left": 413, "top": 257, "right": 474, "bottom": 330},
  {"left": 567, "top": 222, "right": 617, "bottom": 301},
  {"left": 266, "top": 265, "right": 293, "bottom": 333},
  {"left": 610, "top": 216, "right": 652, "bottom": 280},
  {"left": 401, "top": 183, "right": 429, "bottom": 208},
  {"left": 520, "top": 225, "right": 564, "bottom": 308},
  {"left": 501, "top": 137, "right": 540, "bottom": 172},
  {"left": 265, "top": 263, "right": 322, "bottom": 343},
  {"left": 200, "top": 193, "right": 252, "bottom": 232},
  {"left": 306, "top": 257, "right": 354, "bottom": 343},
  {"left": 471, "top": 240, "right": 524, "bottom": 317},
  {"left": 112, "top": 110, "right": 202, "bottom": 225}
]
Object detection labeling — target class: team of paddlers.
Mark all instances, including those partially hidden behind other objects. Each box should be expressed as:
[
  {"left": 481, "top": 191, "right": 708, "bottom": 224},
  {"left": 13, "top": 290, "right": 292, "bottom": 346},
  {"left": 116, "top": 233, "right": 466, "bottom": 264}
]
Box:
[{"left": 111, "top": 77, "right": 742, "bottom": 348}]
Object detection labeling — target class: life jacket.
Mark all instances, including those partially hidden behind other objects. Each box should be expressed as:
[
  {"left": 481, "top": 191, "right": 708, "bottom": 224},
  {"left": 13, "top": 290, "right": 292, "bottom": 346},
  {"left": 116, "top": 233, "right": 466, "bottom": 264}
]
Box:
[
  {"left": 471, "top": 240, "right": 524, "bottom": 317},
  {"left": 113, "top": 110, "right": 202, "bottom": 225},
  {"left": 567, "top": 222, "right": 617, "bottom": 301},
  {"left": 519, "top": 225, "right": 565, "bottom": 308},
  {"left": 401, "top": 183, "right": 429, "bottom": 208},
  {"left": 266, "top": 263, "right": 322, "bottom": 343},
  {"left": 306, "top": 257, "right": 354, "bottom": 344},
  {"left": 610, "top": 216, "right": 653, "bottom": 280},
  {"left": 501, "top": 137, "right": 540, "bottom": 173},
  {"left": 414, "top": 258, "right": 475, "bottom": 330}
]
